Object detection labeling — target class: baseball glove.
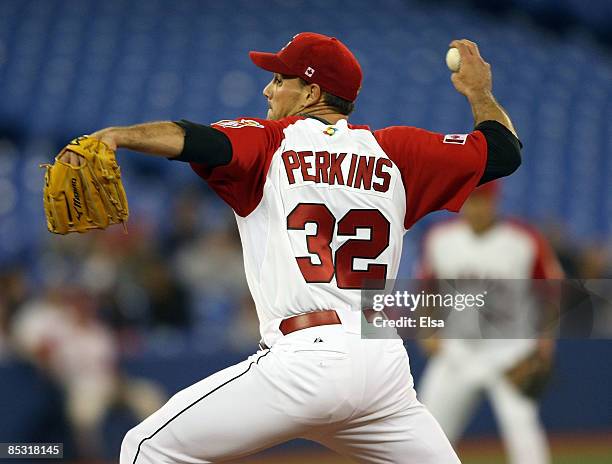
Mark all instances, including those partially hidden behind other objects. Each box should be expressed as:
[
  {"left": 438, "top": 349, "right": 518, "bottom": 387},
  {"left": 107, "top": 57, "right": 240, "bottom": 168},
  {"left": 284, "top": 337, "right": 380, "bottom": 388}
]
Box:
[
  {"left": 505, "top": 350, "right": 553, "bottom": 399},
  {"left": 41, "top": 135, "right": 129, "bottom": 234}
]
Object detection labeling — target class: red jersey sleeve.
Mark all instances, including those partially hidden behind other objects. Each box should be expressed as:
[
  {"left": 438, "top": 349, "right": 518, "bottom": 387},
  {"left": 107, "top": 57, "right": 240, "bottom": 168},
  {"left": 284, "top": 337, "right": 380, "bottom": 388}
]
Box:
[
  {"left": 374, "top": 126, "right": 487, "bottom": 229},
  {"left": 189, "top": 117, "right": 286, "bottom": 217},
  {"left": 530, "top": 230, "right": 565, "bottom": 279}
]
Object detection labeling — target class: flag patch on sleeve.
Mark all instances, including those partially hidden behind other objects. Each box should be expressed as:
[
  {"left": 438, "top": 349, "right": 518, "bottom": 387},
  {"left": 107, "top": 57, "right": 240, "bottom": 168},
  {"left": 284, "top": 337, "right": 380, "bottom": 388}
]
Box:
[
  {"left": 212, "top": 119, "right": 264, "bottom": 129},
  {"left": 443, "top": 134, "right": 468, "bottom": 145}
]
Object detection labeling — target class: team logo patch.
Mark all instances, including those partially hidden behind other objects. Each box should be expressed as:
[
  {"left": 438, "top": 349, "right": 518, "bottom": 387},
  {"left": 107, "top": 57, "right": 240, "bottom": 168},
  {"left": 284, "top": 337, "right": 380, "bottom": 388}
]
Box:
[
  {"left": 305, "top": 66, "right": 315, "bottom": 77},
  {"left": 443, "top": 134, "right": 468, "bottom": 145},
  {"left": 323, "top": 126, "right": 337, "bottom": 136},
  {"left": 212, "top": 119, "right": 264, "bottom": 129}
]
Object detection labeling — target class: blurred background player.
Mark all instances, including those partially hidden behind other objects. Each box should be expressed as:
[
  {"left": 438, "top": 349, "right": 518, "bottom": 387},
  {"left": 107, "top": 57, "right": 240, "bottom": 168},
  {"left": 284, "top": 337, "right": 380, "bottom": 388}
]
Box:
[
  {"left": 416, "top": 181, "right": 564, "bottom": 464},
  {"left": 10, "top": 285, "right": 166, "bottom": 459}
]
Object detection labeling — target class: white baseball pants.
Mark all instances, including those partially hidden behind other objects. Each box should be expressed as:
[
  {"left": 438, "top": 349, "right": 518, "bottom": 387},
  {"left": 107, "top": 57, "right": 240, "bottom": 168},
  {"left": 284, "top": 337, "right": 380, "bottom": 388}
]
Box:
[
  {"left": 419, "top": 349, "right": 550, "bottom": 464},
  {"left": 120, "top": 325, "right": 460, "bottom": 463}
]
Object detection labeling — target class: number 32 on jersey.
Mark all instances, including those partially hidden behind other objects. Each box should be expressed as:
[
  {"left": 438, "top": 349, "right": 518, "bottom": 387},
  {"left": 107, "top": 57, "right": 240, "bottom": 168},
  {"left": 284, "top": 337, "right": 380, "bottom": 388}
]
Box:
[{"left": 287, "top": 203, "right": 390, "bottom": 289}]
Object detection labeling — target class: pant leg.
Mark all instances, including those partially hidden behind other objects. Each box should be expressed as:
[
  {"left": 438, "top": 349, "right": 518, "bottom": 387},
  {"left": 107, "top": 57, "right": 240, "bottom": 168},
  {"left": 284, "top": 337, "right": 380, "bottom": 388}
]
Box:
[
  {"left": 418, "top": 353, "right": 482, "bottom": 443},
  {"left": 488, "top": 378, "right": 551, "bottom": 464},
  {"left": 120, "top": 331, "right": 362, "bottom": 464},
  {"left": 307, "top": 337, "right": 460, "bottom": 464},
  {"left": 120, "top": 350, "right": 301, "bottom": 464},
  {"left": 311, "top": 400, "right": 461, "bottom": 464}
]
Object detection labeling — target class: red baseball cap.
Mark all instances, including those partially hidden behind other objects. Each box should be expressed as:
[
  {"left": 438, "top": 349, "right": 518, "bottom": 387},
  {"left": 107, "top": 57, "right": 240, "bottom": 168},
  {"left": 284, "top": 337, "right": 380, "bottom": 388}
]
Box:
[{"left": 249, "top": 32, "right": 362, "bottom": 102}]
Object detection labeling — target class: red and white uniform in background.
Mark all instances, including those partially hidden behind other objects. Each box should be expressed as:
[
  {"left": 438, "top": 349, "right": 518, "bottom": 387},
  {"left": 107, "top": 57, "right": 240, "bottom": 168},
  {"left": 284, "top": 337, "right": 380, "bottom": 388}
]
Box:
[
  {"left": 417, "top": 216, "right": 563, "bottom": 464},
  {"left": 121, "top": 115, "right": 487, "bottom": 464}
]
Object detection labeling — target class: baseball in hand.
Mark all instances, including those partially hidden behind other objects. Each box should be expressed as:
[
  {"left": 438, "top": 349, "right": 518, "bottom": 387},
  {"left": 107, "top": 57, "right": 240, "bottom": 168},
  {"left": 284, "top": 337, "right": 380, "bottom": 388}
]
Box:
[{"left": 446, "top": 47, "right": 461, "bottom": 72}]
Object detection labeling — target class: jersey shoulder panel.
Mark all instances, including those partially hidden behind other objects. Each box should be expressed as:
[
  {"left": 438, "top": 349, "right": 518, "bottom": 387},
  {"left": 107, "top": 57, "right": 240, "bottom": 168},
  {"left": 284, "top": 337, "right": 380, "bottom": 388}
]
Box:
[
  {"left": 503, "top": 218, "right": 565, "bottom": 279},
  {"left": 347, "top": 122, "right": 372, "bottom": 131},
  {"left": 373, "top": 125, "right": 487, "bottom": 229},
  {"left": 190, "top": 116, "right": 303, "bottom": 217}
]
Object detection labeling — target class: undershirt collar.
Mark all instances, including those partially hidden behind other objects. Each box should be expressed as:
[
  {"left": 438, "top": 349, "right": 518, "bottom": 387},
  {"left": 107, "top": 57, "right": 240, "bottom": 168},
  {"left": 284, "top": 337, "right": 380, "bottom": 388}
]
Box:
[{"left": 298, "top": 113, "right": 333, "bottom": 126}]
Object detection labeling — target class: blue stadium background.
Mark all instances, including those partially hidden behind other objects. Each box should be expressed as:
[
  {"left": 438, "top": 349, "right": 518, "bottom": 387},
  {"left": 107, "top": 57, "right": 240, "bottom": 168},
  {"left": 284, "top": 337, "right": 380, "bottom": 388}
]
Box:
[
  {"left": 1, "top": 0, "right": 611, "bottom": 254},
  {"left": 0, "top": 0, "right": 611, "bottom": 461}
]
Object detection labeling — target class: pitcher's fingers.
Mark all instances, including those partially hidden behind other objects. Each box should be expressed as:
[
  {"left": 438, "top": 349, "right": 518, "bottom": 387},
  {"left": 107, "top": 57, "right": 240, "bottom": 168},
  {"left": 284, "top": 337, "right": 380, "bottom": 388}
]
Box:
[
  {"left": 449, "top": 40, "right": 470, "bottom": 63},
  {"left": 463, "top": 39, "right": 482, "bottom": 58},
  {"left": 449, "top": 39, "right": 467, "bottom": 51},
  {"left": 461, "top": 39, "right": 478, "bottom": 57},
  {"left": 451, "top": 39, "right": 475, "bottom": 57},
  {"left": 450, "top": 40, "right": 476, "bottom": 64}
]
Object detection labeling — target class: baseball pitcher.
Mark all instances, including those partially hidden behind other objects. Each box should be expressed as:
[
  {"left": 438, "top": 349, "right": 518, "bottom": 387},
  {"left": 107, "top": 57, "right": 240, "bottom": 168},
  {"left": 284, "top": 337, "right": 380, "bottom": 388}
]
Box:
[{"left": 44, "top": 33, "right": 522, "bottom": 463}]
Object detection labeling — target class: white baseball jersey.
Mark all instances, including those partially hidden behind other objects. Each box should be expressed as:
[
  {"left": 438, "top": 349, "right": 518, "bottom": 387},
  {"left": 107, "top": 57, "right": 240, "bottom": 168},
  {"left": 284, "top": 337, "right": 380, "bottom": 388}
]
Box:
[
  {"left": 418, "top": 217, "right": 564, "bottom": 364},
  {"left": 191, "top": 116, "right": 487, "bottom": 346},
  {"left": 419, "top": 217, "right": 562, "bottom": 280}
]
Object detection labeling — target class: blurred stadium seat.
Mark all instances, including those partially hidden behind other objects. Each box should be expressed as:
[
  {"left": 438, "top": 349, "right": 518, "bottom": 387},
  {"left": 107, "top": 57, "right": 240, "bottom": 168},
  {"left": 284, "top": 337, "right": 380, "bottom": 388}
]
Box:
[{"left": 0, "top": 0, "right": 611, "bottom": 265}]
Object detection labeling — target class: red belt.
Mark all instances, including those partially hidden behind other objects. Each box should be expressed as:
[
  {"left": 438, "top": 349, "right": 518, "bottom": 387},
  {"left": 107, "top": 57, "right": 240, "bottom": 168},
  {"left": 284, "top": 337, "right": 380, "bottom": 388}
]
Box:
[{"left": 279, "top": 310, "right": 341, "bottom": 335}]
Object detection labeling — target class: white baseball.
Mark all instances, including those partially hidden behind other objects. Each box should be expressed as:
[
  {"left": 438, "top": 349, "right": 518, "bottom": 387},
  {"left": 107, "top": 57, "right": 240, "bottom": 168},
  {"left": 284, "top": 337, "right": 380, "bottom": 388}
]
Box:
[{"left": 446, "top": 47, "right": 461, "bottom": 72}]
